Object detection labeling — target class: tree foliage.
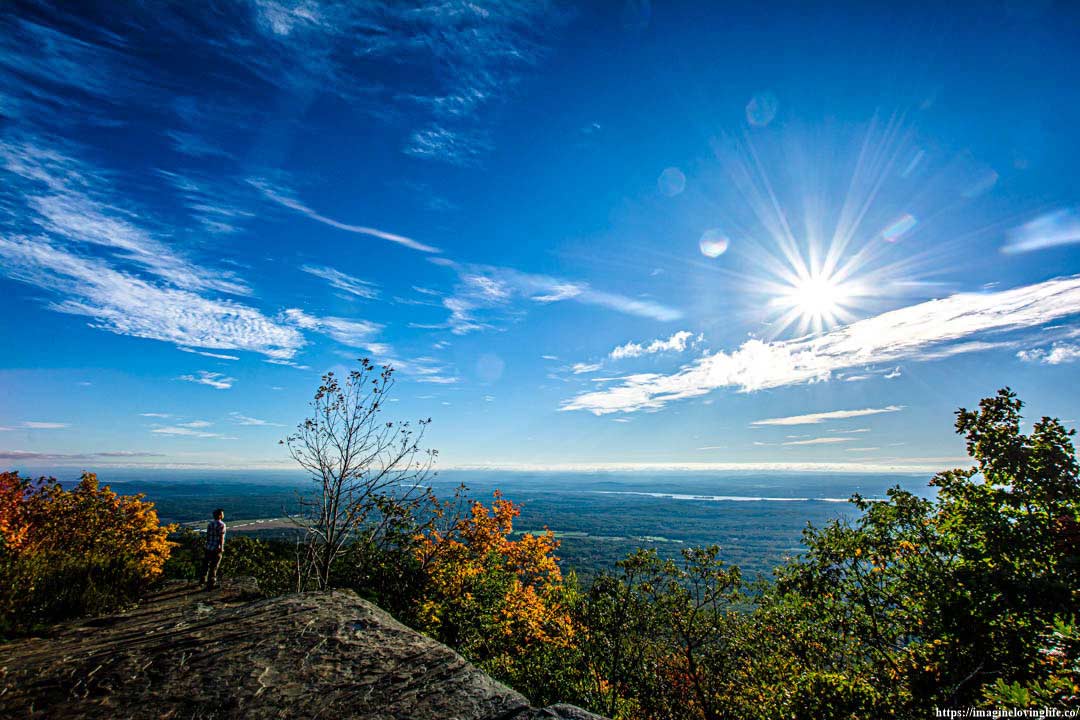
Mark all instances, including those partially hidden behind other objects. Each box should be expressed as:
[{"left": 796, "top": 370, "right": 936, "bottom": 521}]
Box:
[
  {"left": 412, "top": 491, "right": 574, "bottom": 679},
  {"left": 0, "top": 471, "right": 174, "bottom": 633},
  {"left": 284, "top": 359, "right": 436, "bottom": 590},
  {"left": 4, "top": 387, "right": 1075, "bottom": 718}
]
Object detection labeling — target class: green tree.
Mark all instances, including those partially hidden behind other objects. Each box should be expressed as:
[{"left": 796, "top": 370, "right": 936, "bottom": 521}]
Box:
[{"left": 761, "top": 388, "right": 1080, "bottom": 716}]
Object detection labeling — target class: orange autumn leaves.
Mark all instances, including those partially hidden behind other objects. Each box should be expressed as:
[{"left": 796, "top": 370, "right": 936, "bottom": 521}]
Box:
[
  {"left": 0, "top": 471, "right": 174, "bottom": 629},
  {"left": 0, "top": 471, "right": 173, "bottom": 576},
  {"left": 413, "top": 491, "right": 573, "bottom": 651}
]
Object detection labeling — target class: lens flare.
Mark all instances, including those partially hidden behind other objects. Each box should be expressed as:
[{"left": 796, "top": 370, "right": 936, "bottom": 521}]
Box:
[
  {"left": 658, "top": 167, "right": 686, "bottom": 196},
  {"left": 881, "top": 213, "right": 917, "bottom": 242},
  {"left": 699, "top": 229, "right": 730, "bottom": 257},
  {"left": 746, "top": 91, "right": 779, "bottom": 127}
]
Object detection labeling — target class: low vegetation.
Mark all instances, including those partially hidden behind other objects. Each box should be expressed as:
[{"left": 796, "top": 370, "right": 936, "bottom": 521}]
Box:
[
  {"left": 2, "top": 378, "right": 1077, "bottom": 718},
  {"left": 0, "top": 472, "right": 173, "bottom": 634}
]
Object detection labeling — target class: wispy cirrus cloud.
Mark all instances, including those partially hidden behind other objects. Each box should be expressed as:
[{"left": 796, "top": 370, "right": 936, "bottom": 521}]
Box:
[
  {"left": 572, "top": 362, "right": 603, "bottom": 375},
  {"left": 2, "top": 141, "right": 250, "bottom": 295},
  {"left": 783, "top": 437, "right": 854, "bottom": 446},
  {"left": 179, "top": 347, "right": 240, "bottom": 361},
  {"left": 0, "top": 450, "right": 165, "bottom": 461},
  {"left": 0, "top": 234, "right": 305, "bottom": 359},
  {"left": 431, "top": 260, "right": 682, "bottom": 334},
  {"left": 3, "top": 2, "right": 567, "bottom": 168},
  {"left": 282, "top": 309, "right": 387, "bottom": 354},
  {"left": 179, "top": 371, "right": 235, "bottom": 390},
  {"left": 229, "top": 412, "right": 285, "bottom": 427},
  {"left": 152, "top": 425, "right": 235, "bottom": 440},
  {"left": 301, "top": 264, "right": 379, "bottom": 299},
  {"left": 21, "top": 421, "right": 69, "bottom": 429},
  {"left": 1003, "top": 209, "right": 1080, "bottom": 254},
  {"left": 253, "top": 180, "right": 439, "bottom": 253},
  {"left": 563, "top": 276, "right": 1080, "bottom": 415},
  {"left": 0, "top": 139, "right": 307, "bottom": 360},
  {"left": 752, "top": 406, "right": 904, "bottom": 426}
]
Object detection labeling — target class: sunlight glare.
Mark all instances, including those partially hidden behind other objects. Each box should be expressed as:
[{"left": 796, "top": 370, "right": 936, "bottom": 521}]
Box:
[{"left": 767, "top": 265, "right": 862, "bottom": 337}]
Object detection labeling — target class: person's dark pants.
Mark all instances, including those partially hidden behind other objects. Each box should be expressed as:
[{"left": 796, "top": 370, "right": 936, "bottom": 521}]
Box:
[{"left": 199, "top": 549, "right": 223, "bottom": 588}]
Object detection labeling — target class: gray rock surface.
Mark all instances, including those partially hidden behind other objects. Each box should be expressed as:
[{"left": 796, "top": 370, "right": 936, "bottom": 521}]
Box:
[{"left": 0, "top": 578, "right": 607, "bottom": 720}]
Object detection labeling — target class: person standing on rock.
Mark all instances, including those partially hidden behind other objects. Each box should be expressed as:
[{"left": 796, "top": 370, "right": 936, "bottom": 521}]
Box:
[{"left": 199, "top": 508, "right": 226, "bottom": 590}]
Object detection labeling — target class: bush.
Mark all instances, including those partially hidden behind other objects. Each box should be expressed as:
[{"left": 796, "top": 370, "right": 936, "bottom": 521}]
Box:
[
  {"left": 164, "top": 528, "right": 298, "bottom": 597},
  {"left": 0, "top": 471, "right": 174, "bottom": 634}
]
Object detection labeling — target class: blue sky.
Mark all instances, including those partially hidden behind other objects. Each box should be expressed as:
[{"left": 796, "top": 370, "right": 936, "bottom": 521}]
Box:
[{"left": 2, "top": 0, "right": 1079, "bottom": 473}]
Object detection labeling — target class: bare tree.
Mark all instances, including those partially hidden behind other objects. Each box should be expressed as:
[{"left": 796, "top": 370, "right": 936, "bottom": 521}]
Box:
[{"left": 283, "top": 359, "right": 436, "bottom": 590}]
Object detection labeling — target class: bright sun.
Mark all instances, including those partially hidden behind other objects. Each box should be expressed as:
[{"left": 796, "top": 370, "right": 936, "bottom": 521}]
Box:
[{"left": 769, "top": 270, "right": 858, "bottom": 336}]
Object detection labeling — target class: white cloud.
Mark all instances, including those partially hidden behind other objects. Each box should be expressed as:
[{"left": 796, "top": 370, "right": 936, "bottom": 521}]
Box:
[
  {"left": 444, "top": 461, "right": 959, "bottom": 474},
  {"left": 1003, "top": 209, "right": 1080, "bottom": 254},
  {"left": 178, "top": 420, "right": 212, "bottom": 428},
  {"left": 0, "top": 236, "right": 305, "bottom": 358},
  {"left": 254, "top": 181, "right": 439, "bottom": 253},
  {"left": 395, "top": 356, "right": 459, "bottom": 385},
  {"left": 152, "top": 426, "right": 235, "bottom": 439},
  {"left": 229, "top": 412, "right": 285, "bottom": 427},
  {"left": 434, "top": 260, "right": 682, "bottom": 334},
  {"left": 783, "top": 437, "right": 854, "bottom": 446},
  {"left": 282, "top": 308, "right": 383, "bottom": 352},
  {"left": 179, "top": 371, "right": 235, "bottom": 390},
  {"left": 1017, "top": 342, "right": 1080, "bottom": 365},
  {"left": 179, "top": 347, "right": 240, "bottom": 360},
  {"left": 2, "top": 142, "right": 249, "bottom": 296},
  {"left": 21, "top": 421, "right": 69, "bottom": 429},
  {"left": 572, "top": 362, "right": 603, "bottom": 375},
  {"left": 301, "top": 264, "right": 379, "bottom": 299},
  {"left": 403, "top": 126, "right": 492, "bottom": 167},
  {"left": 563, "top": 276, "right": 1080, "bottom": 414},
  {"left": 0, "top": 450, "right": 165, "bottom": 461},
  {"left": 610, "top": 330, "right": 699, "bottom": 360},
  {"left": 140, "top": 412, "right": 170, "bottom": 418},
  {"left": 752, "top": 406, "right": 904, "bottom": 426},
  {"left": 0, "top": 142, "right": 307, "bottom": 361}
]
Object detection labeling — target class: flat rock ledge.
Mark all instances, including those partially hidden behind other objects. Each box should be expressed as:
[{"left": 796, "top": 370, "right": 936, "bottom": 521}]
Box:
[{"left": 0, "top": 578, "right": 607, "bottom": 720}]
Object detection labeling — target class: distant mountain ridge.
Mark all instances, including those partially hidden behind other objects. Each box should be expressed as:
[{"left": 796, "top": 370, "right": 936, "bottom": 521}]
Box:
[{"left": 0, "top": 578, "right": 607, "bottom": 720}]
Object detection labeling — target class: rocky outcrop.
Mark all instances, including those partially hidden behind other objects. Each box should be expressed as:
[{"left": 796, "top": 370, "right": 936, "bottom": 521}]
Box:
[{"left": 0, "top": 579, "right": 607, "bottom": 720}]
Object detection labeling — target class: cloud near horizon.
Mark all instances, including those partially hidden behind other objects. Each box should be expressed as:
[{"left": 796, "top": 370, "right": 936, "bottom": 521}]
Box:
[{"left": 562, "top": 276, "right": 1080, "bottom": 415}]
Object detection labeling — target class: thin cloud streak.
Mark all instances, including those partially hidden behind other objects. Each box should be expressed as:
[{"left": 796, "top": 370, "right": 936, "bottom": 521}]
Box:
[
  {"left": 434, "top": 260, "right": 683, "bottom": 333},
  {"left": 563, "top": 275, "right": 1080, "bottom": 414},
  {"left": 301, "top": 264, "right": 379, "bottom": 299},
  {"left": 753, "top": 406, "right": 904, "bottom": 426},
  {"left": 445, "top": 461, "right": 950, "bottom": 474},
  {"left": 178, "top": 371, "right": 235, "bottom": 390},
  {"left": 254, "top": 181, "right": 439, "bottom": 253},
  {"left": 1003, "top": 209, "right": 1080, "bottom": 254},
  {"left": 0, "top": 450, "right": 165, "bottom": 461}
]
